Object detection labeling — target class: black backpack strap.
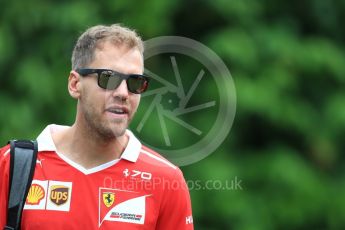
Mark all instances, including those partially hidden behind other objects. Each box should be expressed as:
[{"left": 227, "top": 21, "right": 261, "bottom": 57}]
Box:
[{"left": 5, "top": 140, "right": 38, "bottom": 230}]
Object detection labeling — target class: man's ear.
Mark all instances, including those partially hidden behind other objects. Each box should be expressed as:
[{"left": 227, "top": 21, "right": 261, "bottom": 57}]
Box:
[{"left": 68, "top": 70, "right": 81, "bottom": 99}]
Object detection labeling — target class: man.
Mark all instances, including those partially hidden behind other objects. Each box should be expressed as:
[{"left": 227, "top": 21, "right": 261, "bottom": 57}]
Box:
[{"left": 0, "top": 24, "right": 194, "bottom": 229}]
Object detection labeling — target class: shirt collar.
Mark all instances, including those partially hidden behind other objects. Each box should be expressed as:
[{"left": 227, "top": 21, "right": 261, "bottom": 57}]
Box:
[{"left": 37, "top": 124, "right": 141, "bottom": 163}]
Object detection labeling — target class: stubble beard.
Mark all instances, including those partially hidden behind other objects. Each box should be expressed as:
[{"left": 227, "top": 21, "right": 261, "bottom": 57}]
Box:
[{"left": 83, "top": 105, "right": 132, "bottom": 141}]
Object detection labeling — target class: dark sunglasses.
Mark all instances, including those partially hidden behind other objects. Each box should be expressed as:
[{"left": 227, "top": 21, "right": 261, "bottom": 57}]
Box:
[{"left": 76, "top": 68, "right": 150, "bottom": 94}]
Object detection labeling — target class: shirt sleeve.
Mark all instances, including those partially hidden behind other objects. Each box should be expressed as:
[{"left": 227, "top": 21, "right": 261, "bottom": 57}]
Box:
[
  {"left": 0, "top": 145, "right": 10, "bottom": 228},
  {"left": 155, "top": 168, "right": 194, "bottom": 230}
]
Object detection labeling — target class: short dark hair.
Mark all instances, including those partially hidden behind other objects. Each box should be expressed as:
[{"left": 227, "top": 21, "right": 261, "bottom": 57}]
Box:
[{"left": 71, "top": 24, "right": 144, "bottom": 70}]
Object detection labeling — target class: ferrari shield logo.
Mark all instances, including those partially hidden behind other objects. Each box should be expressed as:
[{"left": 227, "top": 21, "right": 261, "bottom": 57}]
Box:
[{"left": 103, "top": 192, "right": 115, "bottom": 208}]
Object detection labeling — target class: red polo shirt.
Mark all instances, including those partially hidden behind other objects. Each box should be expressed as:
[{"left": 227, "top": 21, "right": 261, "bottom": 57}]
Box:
[{"left": 0, "top": 125, "right": 194, "bottom": 229}]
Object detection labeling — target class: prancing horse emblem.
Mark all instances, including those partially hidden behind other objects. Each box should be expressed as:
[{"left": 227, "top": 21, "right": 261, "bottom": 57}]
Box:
[{"left": 102, "top": 192, "right": 115, "bottom": 208}]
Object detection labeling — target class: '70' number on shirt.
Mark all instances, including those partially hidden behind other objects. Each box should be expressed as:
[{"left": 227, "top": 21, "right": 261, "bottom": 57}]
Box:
[{"left": 123, "top": 169, "right": 152, "bottom": 180}]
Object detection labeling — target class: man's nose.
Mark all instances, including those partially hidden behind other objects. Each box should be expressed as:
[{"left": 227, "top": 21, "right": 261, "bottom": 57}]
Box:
[{"left": 112, "top": 80, "right": 129, "bottom": 99}]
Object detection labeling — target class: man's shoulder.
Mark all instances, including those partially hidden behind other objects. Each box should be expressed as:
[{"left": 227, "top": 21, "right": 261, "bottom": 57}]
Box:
[
  {"left": 138, "top": 145, "right": 183, "bottom": 175},
  {"left": 0, "top": 145, "right": 11, "bottom": 179},
  {"left": 0, "top": 144, "right": 10, "bottom": 160},
  {"left": 139, "top": 145, "right": 177, "bottom": 168},
  {"left": 136, "top": 146, "right": 189, "bottom": 191}
]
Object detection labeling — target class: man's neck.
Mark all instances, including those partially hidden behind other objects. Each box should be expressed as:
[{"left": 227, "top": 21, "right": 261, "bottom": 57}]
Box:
[{"left": 52, "top": 123, "right": 128, "bottom": 169}]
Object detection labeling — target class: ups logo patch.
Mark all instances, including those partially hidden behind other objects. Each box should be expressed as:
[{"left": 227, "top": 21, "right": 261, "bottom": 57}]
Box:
[{"left": 50, "top": 185, "right": 69, "bottom": 205}]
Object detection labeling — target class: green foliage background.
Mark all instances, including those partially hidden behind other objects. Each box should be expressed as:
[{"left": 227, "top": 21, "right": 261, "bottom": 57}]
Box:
[{"left": 1, "top": 0, "right": 344, "bottom": 229}]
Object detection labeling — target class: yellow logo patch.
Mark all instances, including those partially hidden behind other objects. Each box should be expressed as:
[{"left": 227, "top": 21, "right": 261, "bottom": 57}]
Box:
[
  {"left": 26, "top": 184, "right": 45, "bottom": 205},
  {"left": 103, "top": 192, "right": 115, "bottom": 207}
]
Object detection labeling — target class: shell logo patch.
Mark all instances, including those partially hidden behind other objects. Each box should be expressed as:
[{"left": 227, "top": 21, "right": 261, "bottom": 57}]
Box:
[{"left": 26, "top": 184, "right": 45, "bottom": 205}]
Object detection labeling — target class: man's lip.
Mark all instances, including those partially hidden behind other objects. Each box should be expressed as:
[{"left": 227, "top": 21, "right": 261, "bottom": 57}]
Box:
[{"left": 105, "top": 106, "right": 129, "bottom": 114}]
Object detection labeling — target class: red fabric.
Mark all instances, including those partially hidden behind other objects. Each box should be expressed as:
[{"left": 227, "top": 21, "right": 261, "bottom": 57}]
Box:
[{"left": 0, "top": 145, "right": 193, "bottom": 230}]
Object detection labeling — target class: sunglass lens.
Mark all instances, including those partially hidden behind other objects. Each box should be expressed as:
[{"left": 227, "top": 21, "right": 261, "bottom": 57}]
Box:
[
  {"left": 99, "top": 71, "right": 122, "bottom": 90},
  {"left": 127, "top": 77, "right": 148, "bottom": 94}
]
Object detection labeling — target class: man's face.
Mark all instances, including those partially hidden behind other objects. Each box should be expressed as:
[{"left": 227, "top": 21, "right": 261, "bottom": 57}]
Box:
[{"left": 77, "top": 42, "right": 143, "bottom": 139}]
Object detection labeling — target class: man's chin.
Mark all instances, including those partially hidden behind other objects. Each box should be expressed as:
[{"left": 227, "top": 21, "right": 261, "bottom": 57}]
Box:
[
  {"left": 111, "top": 129, "right": 127, "bottom": 138},
  {"left": 100, "top": 120, "right": 129, "bottom": 138},
  {"left": 109, "top": 124, "right": 127, "bottom": 137}
]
